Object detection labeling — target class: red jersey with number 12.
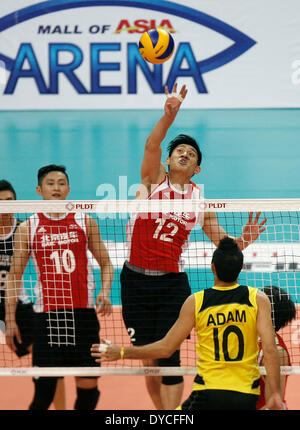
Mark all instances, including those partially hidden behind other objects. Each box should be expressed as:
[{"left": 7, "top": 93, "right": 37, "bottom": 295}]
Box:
[
  {"left": 127, "top": 175, "right": 203, "bottom": 273},
  {"left": 29, "top": 213, "right": 95, "bottom": 312}
]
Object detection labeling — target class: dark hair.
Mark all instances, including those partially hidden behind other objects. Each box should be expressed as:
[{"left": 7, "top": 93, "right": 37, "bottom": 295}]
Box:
[
  {"left": 262, "top": 286, "right": 296, "bottom": 332},
  {"left": 0, "top": 180, "right": 16, "bottom": 199},
  {"left": 167, "top": 134, "right": 202, "bottom": 166},
  {"left": 212, "top": 236, "right": 244, "bottom": 283},
  {"left": 38, "top": 165, "right": 69, "bottom": 185}
]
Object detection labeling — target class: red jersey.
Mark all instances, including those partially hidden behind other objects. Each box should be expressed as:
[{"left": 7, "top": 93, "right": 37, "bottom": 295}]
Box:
[
  {"left": 127, "top": 175, "right": 203, "bottom": 273},
  {"left": 29, "top": 213, "right": 95, "bottom": 312},
  {"left": 257, "top": 333, "right": 290, "bottom": 409}
]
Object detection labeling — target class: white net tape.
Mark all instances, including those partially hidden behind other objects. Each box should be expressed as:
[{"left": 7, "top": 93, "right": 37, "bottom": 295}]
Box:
[{"left": 0, "top": 198, "right": 299, "bottom": 376}]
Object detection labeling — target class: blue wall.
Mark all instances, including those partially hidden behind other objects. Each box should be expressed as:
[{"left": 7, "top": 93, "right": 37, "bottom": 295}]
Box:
[{"left": 1, "top": 108, "right": 300, "bottom": 200}]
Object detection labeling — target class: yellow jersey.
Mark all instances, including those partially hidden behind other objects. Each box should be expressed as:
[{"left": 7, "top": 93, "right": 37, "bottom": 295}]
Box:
[{"left": 193, "top": 284, "right": 260, "bottom": 395}]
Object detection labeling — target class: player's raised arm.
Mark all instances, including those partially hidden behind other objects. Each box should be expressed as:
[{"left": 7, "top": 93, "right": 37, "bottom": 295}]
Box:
[
  {"left": 86, "top": 215, "right": 114, "bottom": 316},
  {"left": 5, "top": 221, "right": 30, "bottom": 352},
  {"left": 202, "top": 211, "right": 267, "bottom": 249},
  {"left": 140, "top": 84, "right": 188, "bottom": 187}
]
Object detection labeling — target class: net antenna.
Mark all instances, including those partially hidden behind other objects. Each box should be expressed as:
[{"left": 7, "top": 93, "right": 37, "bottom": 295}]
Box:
[{"left": 0, "top": 198, "right": 299, "bottom": 377}]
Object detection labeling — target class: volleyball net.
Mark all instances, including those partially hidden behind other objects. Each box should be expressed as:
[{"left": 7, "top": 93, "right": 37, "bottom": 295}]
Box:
[{"left": 0, "top": 198, "right": 299, "bottom": 377}]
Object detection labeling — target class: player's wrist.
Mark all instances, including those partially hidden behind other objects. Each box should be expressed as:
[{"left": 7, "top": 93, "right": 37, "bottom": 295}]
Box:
[{"left": 238, "top": 236, "right": 251, "bottom": 249}]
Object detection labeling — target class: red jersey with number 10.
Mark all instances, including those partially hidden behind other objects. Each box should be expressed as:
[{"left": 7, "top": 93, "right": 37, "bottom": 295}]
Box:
[
  {"left": 127, "top": 175, "right": 203, "bottom": 273},
  {"left": 29, "top": 213, "right": 95, "bottom": 312}
]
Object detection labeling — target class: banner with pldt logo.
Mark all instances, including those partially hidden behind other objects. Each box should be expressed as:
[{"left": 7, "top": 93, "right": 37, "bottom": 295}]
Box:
[{"left": 0, "top": 0, "right": 299, "bottom": 110}]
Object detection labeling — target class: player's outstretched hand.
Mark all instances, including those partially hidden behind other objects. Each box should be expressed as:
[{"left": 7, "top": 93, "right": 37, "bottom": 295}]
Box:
[
  {"left": 91, "top": 340, "right": 121, "bottom": 362},
  {"left": 241, "top": 212, "right": 267, "bottom": 247},
  {"left": 164, "top": 83, "right": 187, "bottom": 117}
]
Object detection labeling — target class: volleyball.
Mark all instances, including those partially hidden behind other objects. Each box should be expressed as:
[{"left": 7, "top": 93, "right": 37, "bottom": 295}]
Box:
[{"left": 138, "top": 28, "right": 175, "bottom": 64}]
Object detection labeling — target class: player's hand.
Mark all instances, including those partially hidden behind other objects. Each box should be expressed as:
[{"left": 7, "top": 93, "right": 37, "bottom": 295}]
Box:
[
  {"left": 96, "top": 291, "right": 112, "bottom": 316},
  {"left": 264, "top": 393, "right": 285, "bottom": 410},
  {"left": 91, "top": 341, "right": 121, "bottom": 362},
  {"left": 164, "top": 83, "right": 187, "bottom": 117},
  {"left": 5, "top": 320, "right": 21, "bottom": 353},
  {"left": 240, "top": 212, "right": 267, "bottom": 248}
]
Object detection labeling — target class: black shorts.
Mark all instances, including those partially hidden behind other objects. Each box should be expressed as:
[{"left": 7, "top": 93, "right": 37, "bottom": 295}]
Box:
[
  {"left": 179, "top": 389, "right": 259, "bottom": 410},
  {"left": 0, "top": 297, "right": 34, "bottom": 357},
  {"left": 121, "top": 263, "right": 191, "bottom": 346},
  {"left": 32, "top": 308, "right": 100, "bottom": 368}
]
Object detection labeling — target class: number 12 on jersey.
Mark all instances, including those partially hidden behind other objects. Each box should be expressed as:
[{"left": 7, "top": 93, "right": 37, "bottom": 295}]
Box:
[{"left": 153, "top": 218, "right": 178, "bottom": 243}]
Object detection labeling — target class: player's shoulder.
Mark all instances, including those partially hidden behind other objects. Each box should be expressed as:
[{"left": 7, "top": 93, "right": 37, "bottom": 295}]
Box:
[
  {"left": 180, "top": 294, "right": 196, "bottom": 315},
  {"left": 17, "top": 218, "right": 30, "bottom": 231},
  {"left": 84, "top": 214, "right": 102, "bottom": 237},
  {"left": 138, "top": 171, "right": 167, "bottom": 199},
  {"left": 150, "top": 163, "right": 166, "bottom": 186},
  {"left": 192, "top": 289, "right": 205, "bottom": 310},
  {"left": 256, "top": 289, "right": 271, "bottom": 309},
  {"left": 84, "top": 214, "right": 97, "bottom": 226},
  {"left": 12, "top": 219, "right": 30, "bottom": 245}
]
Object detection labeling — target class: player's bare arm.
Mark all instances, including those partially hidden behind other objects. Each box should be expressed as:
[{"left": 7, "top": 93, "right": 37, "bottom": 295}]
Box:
[
  {"left": 256, "top": 290, "right": 282, "bottom": 410},
  {"left": 5, "top": 220, "right": 30, "bottom": 352},
  {"left": 86, "top": 215, "right": 113, "bottom": 316},
  {"left": 202, "top": 211, "right": 267, "bottom": 249},
  {"left": 91, "top": 294, "right": 195, "bottom": 362},
  {"left": 140, "top": 83, "right": 188, "bottom": 194},
  {"left": 262, "top": 346, "right": 289, "bottom": 407}
]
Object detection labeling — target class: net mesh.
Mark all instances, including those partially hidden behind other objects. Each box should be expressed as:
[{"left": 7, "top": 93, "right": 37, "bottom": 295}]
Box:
[{"left": 0, "top": 199, "right": 299, "bottom": 376}]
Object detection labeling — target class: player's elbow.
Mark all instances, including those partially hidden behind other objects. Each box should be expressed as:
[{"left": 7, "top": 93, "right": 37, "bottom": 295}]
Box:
[
  {"left": 262, "top": 344, "right": 280, "bottom": 363},
  {"left": 158, "top": 344, "right": 176, "bottom": 359},
  {"left": 145, "top": 135, "right": 164, "bottom": 154},
  {"left": 145, "top": 136, "right": 157, "bottom": 152}
]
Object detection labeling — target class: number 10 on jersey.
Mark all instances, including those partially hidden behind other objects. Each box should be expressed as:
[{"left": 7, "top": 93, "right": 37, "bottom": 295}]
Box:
[{"left": 50, "top": 249, "right": 76, "bottom": 274}]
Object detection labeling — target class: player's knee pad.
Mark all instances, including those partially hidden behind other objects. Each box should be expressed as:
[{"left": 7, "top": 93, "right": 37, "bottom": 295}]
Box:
[
  {"left": 158, "top": 351, "right": 183, "bottom": 386},
  {"left": 29, "top": 377, "right": 58, "bottom": 410},
  {"left": 161, "top": 375, "right": 184, "bottom": 385},
  {"left": 74, "top": 386, "right": 100, "bottom": 410}
]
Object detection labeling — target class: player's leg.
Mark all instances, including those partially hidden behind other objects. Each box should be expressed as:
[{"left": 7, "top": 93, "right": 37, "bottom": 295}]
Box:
[
  {"left": 160, "top": 380, "right": 184, "bottom": 410},
  {"left": 15, "top": 301, "right": 35, "bottom": 357},
  {"left": 155, "top": 273, "right": 191, "bottom": 410},
  {"left": 29, "top": 377, "right": 58, "bottom": 410},
  {"left": 142, "top": 359, "right": 184, "bottom": 410},
  {"left": 158, "top": 351, "right": 184, "bottom": 409},
  {"left": 29, "top": 312, "right": 60, "bottom": 409},
  {"left": 142, "top": 361, "right": 183, "bottom": 410},
  {"left": 121, "top": 265, "right": 161, "bottom": 408},
  {"left": 72, "top": 309, "right": 101, "bottom": 410},
  {"left": 142, "top": 358, "right": 163, "bottom": 410},
  {"left": 74, "top": 377, "right": 100, "bottom": 410},
  {"left": 53, "top": 377, "right": 66, "bottom": 410}
]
